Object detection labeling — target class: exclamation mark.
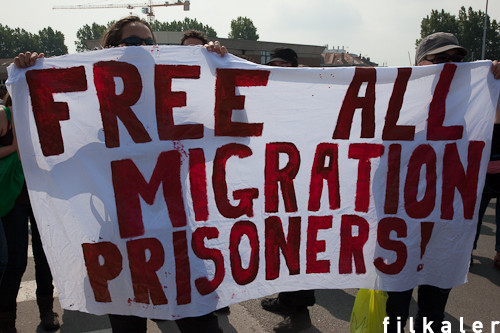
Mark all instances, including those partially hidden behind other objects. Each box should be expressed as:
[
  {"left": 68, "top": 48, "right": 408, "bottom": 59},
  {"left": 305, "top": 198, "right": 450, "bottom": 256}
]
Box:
[{"left": 417, "top": 222, "right": 435, "bottom": 271}]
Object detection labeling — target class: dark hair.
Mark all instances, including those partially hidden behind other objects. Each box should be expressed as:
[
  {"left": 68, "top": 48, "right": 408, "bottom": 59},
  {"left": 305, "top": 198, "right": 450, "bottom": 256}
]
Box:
[
  {"left": 4, "top": 92, "right": 11, "bottom": 108},
  {"left": 181, "top": 30, "right": 208, "bottom": 45},
  {"left": 101, "top": 16, "right": 156, "bottom": 48},
  {"left": 0, "top": 84, "right": 7, "bottom": 99},
  {"left": 268, "top": 47, "right": 298, "bottom": 67}
]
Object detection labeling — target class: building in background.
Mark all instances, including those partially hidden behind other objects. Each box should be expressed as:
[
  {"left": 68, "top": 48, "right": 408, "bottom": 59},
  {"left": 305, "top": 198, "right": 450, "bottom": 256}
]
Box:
[{"left": 322, "top": 45, "right": 378, "bottom": 67}]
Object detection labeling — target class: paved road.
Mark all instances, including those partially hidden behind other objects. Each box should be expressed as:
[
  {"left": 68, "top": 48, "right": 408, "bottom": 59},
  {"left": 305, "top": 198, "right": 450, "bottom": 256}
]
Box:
[{"left": 15, "top": 201, "right": 500, "bottom": 333}]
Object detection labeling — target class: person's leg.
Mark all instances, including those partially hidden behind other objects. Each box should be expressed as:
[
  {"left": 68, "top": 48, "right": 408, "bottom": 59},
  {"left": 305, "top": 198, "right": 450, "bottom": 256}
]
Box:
[
  {"left": 494, "top": 198, "right": 500, "bottom": 252},
  {"left": 278, "top": 290, "right": 315, "bottom": 310},
  {"left": 0, "top": 218, "right": 7, "bottom": 283},
  {"left": 176, "top": 312, "right": 222, "bottom": 333},
  {"left": 108, "top": 315, "right": 147, "bottom": 333},
  {"left": 30, "top": 211, "right": 54, "bottom": 297},
  {"left": 30, "top": 209, "right": 60, "bottom": 330},
  {"left": 414, "top": 285, "right": 451, "bottom": 333},
  {"left": 385, "top": 289, "right": 413, "bottom": 333},
  {"left": 0, "top": 205, "right": 29, "bottom": 330},
  {"left": 473, "top": 193, "right": 492, "bottom": 250},
  {"left": 494, "top": 198, "right": 500, "bottom": 268}
]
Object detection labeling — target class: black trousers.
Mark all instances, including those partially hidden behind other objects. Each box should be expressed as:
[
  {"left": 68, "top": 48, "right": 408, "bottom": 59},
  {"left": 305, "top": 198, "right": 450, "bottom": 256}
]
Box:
[
  {"left": 277, "top": 289, "right": 316, "bottom": 311},
  {"left": 0, "top": 203, "right": 54, "bottom": 312},
  {"left": 0, "top": 218, "right": 7, "bottom": 283},
  {"left": 108, "top": 312, "right": 222, "bottom": 333},
  {"left": 473, "top": 190, "right": 500, "bottom": 252},
  {"left": 386, "top": 285, "right": 451, "bottom": 333}
]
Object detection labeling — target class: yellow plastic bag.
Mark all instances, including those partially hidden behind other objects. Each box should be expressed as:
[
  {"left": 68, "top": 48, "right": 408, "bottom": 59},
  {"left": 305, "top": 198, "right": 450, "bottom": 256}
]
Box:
[{"left": 350, "top": 289, "right": 388, "bottom": 333}]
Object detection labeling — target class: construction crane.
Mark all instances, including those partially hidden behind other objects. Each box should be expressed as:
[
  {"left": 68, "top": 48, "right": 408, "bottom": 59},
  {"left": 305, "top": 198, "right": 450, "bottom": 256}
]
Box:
[{"left": 53, "top": 0, "right": 190, "bottom": 23}]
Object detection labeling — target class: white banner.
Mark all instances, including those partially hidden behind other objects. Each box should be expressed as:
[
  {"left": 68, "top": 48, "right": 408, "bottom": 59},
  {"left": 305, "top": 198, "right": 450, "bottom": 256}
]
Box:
[{"left": 6, "top": 46, "right": 500, "bottom": 319}]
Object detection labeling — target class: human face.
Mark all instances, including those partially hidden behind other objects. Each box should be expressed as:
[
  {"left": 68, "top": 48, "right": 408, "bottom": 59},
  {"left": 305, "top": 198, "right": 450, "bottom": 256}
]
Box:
[
  {"left": 118, "top": 22, "right": 154, "bottom": 47},
  {"left": 269, "top": 60, "right": 292, "bottom": 67},
  {"left": 182, "top": 37, "right": 205, "bottom": 46},
  {"left": 418, "top": 48, "right": 464, "bottom": 66}
]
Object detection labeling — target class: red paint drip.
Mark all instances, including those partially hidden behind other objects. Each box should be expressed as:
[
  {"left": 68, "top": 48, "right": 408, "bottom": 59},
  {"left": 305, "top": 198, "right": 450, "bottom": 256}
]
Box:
[
  {"left": 173, "top": 141, "right": 188, "bottom": 159},
  {"left": 417, "top": 222, "right": 435, "bottom": 271}
]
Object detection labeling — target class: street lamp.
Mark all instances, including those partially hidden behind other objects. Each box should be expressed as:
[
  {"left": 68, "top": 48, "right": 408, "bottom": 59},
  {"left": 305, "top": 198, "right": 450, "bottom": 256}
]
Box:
[{"left": 481, "top": 0, "right": 489, "bottom": 59}]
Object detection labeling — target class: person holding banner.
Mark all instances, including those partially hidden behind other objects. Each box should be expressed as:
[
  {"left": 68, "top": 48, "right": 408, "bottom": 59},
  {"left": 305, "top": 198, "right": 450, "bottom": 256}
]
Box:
[
  {"left": 0, "top": 89, "right": 9, "bottom": 282},
  {"left": 13, "top": 15, "right": 228, "bottom": 333},
  {"left": 0, "top": 91, "right": 11, "bottom": 284},
  {"left": 266, "top": 47, "right": 299, "bottom": 67},
  {"left": 259, "top": 47, "right": 316, "bottom": 333},
  {"left": 0, "top": 93, "right": 60, "bottom": 332},
  {"left": 181, "top": 29, "right": 208, "bottom": 46},
  {"left": 472, "top": 117, "right": 500, "bottom": 269},
  {"left": 384, "top": 32, "right": 500, "bottom": 333},
  {"left": 98, "top": 16, "right": 225, "bottom": 333}
]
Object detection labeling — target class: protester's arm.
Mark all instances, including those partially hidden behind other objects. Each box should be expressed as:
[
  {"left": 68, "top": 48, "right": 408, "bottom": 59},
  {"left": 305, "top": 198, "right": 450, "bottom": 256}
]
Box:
[
  {"left": 204, "top": 41, "right": 228, "bottom": 57},
  {"left": 0, "top": 108, "right": 8, "bottom": 137},
  {"left": 492, "top": 60, "right": 500, "bottom": 80},
  {"left": 494, "top": 61, "right": 500, "bottom": 124},
  {"left": 496, "top": 94, "right": 500, "bottom": 124},
  {"left": 0, "top": 108, "right": 16, "bottom": 159},
  {"left": 0, "top": 141, "right": 16, "bottom": 159},
  {"left": 14, "top": 51, "right": 44, "bottom": 68}
]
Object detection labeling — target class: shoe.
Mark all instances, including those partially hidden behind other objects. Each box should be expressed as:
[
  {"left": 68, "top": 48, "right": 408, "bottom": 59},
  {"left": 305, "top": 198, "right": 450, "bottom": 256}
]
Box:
[
  {"left": 40, "top": 311, "right": 60, "bottom": 331},
  {"left": 37, "top": 295, "right": 60, "bottom": 331},
  {"left": 273, "top": 309, "right": 312, "bottom": 333},
  {"left": 261, "top": 297, "right": 293, "bottom": 315},
  {"left": 215, "top": 306, "right": 230, "bottom": 315},
  {"left": 494, "top": 253, "right": 500, "bottom": 270},
  {"left": 0, "top": 311, "right": 17, "bottom": 333}
]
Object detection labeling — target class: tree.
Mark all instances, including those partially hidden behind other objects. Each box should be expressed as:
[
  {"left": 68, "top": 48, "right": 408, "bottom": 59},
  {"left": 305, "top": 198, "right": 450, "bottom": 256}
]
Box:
[
  {"left": 0, "top": 25, "right": 35, "bottom": 57},
  {"left": 0, "top": 24, "right": 67, "bottom": 58},
  {"left": 418, "top": 6, "right": 500, "bottom": 61},
  {"left": 75, "top": 23, "right": 109, "bottom": 52},
  {"left": 228, "top": 16, "right": 259, "bottom": 40},
  {"left": 151, "top": 17, "right": 217, "bottom": 37},
  {"left": 419, "top": 9, "right": 459, "bottom": 39},
  {"left": 38, "top": 27, "right": 68, "bottom": 56},
  {"left": 457, "top": 6, "right": 500, "bottom": 61}
]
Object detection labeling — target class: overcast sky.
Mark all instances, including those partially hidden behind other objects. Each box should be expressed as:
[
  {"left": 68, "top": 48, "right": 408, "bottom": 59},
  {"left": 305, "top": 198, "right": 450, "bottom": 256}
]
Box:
[{"left": 3, "top": 0, "right": 499, "bottom": 66}]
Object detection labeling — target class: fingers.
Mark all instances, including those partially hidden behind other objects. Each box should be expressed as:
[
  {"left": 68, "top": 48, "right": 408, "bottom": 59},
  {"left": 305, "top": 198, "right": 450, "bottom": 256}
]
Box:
[
  {"left": 34, "top": 52, "right": 44, "bottom": 64},
  {"left": 213, "top": 40, "right": 228, "bottom": 57},
  {"left": 219, "top": 45, "right": 228, "bottom": 57},
  {"left": 204, "top": 41, "right": 216, "bottom": 53},
  {"left": 14, "top": 53, "right": 26, "bottom": 68},
  {"left": 14, "top": 52, "right": 44, "bottom": 68},
  {"left": 204, "top": 41, "right": 228, "bottom": 57},
  {"left": 14, "top": 52, "right": 32, "bottom": 68},
  {"left": 492, "top": 60, "right": 500, "bottom": 80}
]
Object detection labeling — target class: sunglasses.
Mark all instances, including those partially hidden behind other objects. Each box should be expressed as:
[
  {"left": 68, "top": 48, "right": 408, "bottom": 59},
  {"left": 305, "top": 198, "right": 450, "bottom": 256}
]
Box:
[
  {"left": 116, "top": 36, "right": 154, "bottom": 46},
  {"left": 425, "top": 52, "right": 465, "bottom": 64}
]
